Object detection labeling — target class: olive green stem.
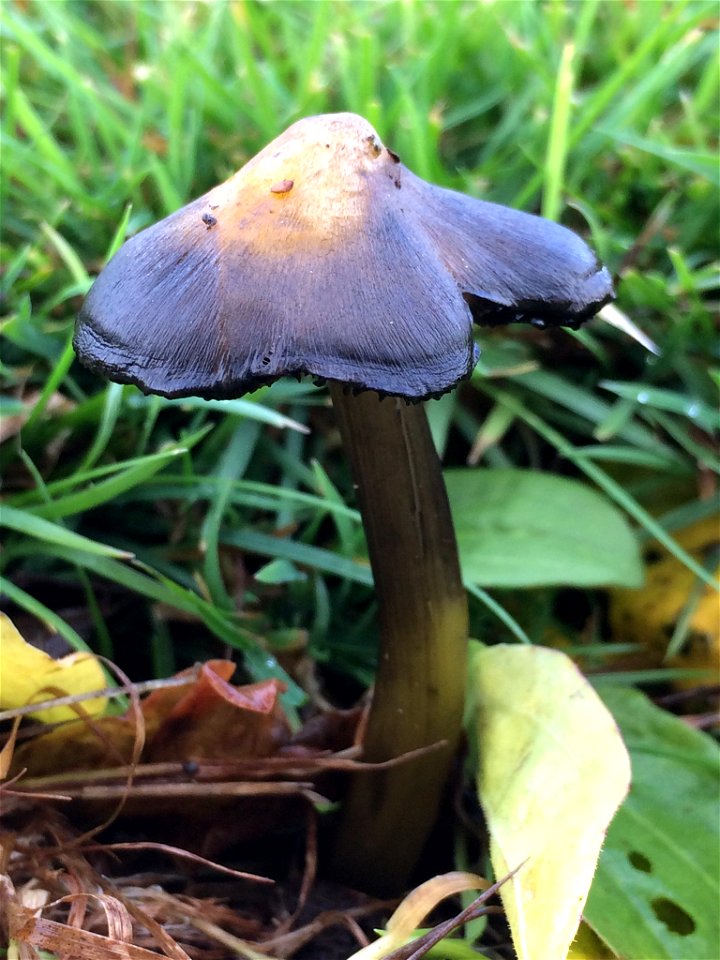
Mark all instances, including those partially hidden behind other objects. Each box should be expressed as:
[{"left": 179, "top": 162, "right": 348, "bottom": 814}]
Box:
[{"left": 328, "top": 384, "right": 468, "bottom": 894}]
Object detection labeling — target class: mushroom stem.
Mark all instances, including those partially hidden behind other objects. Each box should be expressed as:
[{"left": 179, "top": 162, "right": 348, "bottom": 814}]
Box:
[{"left": 328, "top": 384, "right": 468, "bottom": 894}]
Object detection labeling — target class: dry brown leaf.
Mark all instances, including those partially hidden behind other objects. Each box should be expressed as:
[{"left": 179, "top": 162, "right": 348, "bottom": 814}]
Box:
[{"left": 11, "top": 662, "right": 289, "bottom": 779}]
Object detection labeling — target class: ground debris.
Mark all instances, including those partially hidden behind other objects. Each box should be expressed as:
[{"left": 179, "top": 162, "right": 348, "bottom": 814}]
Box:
[{"left": 0, "top": 661, "right": 388, "bottom": 959}]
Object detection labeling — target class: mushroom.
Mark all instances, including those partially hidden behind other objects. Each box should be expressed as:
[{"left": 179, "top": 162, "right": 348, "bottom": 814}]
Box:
[{"left": 74, "top": 113, "right": 613, "bottom": 893}]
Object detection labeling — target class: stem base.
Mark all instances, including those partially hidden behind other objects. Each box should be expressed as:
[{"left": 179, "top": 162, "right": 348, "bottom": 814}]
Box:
[{"left": 328, "top": 386, "right": 468, "bottom": 893}]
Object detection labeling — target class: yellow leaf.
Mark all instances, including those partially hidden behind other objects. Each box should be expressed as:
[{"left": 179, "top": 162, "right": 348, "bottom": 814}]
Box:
[
  {"left": 470, "top": 644, "right": 631, "bottom": 960},
  {"left": 610, "top": 515, "right": 719, "bottom": 686},
  {"left": 0, "top": 613, "right": 107, "bottom": 723},
  {"left": 568, "top": 921, "right": 618, "bottom": 959}
]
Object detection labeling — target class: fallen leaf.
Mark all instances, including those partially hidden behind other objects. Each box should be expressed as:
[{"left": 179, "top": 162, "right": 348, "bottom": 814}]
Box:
[
  {"left": 468, "top": 643, "right": 631, "bottom": 960},
  {"left": 567, "top": 921, "right": 618, "bottom": 959},
  {"left": 609, "top": 515, "right": 719, "bottom": 685},
  {"left": 12, "top": 661, "right": 289, "bottom": 778},
  {"left": 0, "top": 612, "right": 107, "bottom": 723},
  {"left": 8, "top": 663, "right": 305, "bottom": 857},
  {"left": 11, "top": 714, "right": 139, "bottom": 779},
  {"left": 144, "top": 662, "right": 289, "bottom": 761}
]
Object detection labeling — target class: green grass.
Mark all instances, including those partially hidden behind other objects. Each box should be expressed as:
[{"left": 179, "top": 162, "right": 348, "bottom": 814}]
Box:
[{"left": 2, "top": 0, "right": 718, "bottom": 700}]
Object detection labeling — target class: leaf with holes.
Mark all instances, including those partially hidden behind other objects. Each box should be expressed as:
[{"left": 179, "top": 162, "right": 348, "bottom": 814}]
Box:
[{"left": 585, "top": 685, "right": 720, "bottom": 959}]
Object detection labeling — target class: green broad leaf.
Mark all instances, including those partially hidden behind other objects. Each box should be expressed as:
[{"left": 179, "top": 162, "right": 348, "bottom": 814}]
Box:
[
  {"left": 585, "top": 685, "right": 720, "bottom": 960},
  {"left": 468, "top": 643, "right": 631, "bottom": 960},
  {"left": 445, "top": 468, "right": 643, "bottom": 588}
]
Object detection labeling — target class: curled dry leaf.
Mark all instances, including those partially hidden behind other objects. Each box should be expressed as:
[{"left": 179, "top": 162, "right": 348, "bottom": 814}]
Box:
[
  {"left": 10, "top": 661, "right": 289, "bottom": 779},
  {"left": 347, "top": 871, "right": 491, "bottom": 960},
  {"left": 6, "top": 660, "right": 366, "bottom": 859}
]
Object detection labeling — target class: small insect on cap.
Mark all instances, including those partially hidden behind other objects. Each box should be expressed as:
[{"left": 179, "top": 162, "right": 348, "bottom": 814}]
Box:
[{"left": 75, "top": 113, "right": 614, "bottom": 401}]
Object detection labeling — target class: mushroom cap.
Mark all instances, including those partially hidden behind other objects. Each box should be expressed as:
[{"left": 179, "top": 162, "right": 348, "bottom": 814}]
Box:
[{"left": 75, "top": 113, "right": 613, "bottom": 401}]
